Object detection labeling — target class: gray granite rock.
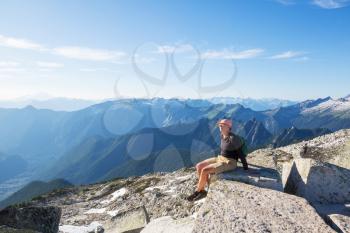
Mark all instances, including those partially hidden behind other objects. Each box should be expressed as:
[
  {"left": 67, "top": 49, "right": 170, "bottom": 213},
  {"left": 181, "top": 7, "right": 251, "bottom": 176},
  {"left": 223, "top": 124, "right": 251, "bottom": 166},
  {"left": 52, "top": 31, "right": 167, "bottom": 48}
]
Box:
[
  {"left": 0, "top": 225, "right": 41, "bottom": 233},
  {"left": 328, "top": 214, "right": 350, "bottom": 233},
  {"left": 282, "top": 158, "right": 350, "bottom": 204},
  {"left": 104, "top": 205, "right": 149, "bottom": 233},
  {"left": 277, "top": 129, "right": 350, "bottom": 169},
  {"left": 140, "top": 215, "right": 194, "bottom": 233},
  {"left": 209, "top": 165, "right": 283, "bottom": 191},
  {"left": 314, "top": 203, "right": 350, "bottom": 233},
  {"left": 192, "top": 180, "right": 334, "bottom": 233},
  {"left": 0, "top": 205, "right": 61, "bottom": 233}
]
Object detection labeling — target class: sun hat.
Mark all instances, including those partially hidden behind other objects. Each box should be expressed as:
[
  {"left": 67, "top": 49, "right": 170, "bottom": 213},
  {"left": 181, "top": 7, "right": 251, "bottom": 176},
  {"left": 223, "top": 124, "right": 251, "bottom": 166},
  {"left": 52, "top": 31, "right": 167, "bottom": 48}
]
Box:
[{"left": 217, "top": 119, "right": 232, "bottom": 128}]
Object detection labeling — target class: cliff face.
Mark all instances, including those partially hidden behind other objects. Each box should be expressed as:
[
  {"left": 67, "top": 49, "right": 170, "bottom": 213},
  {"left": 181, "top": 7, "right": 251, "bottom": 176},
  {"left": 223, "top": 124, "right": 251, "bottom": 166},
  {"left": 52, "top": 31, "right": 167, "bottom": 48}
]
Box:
[{"left": 1, "top": 129, "right": 350, "bottom": 233}]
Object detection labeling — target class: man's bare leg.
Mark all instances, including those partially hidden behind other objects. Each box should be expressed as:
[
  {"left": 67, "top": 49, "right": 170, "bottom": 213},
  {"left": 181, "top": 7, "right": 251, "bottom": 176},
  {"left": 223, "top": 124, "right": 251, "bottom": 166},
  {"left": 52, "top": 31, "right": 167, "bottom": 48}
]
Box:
[{"left": 196, "top": 165, "right": 216, "bottom": 191}]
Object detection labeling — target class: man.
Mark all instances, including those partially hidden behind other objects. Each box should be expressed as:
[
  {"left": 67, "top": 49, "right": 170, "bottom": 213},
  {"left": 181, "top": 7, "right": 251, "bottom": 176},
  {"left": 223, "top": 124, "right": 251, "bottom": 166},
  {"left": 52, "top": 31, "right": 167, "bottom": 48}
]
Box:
[{"left": 186, "top": 118, "right": 248, "bottom": 201}]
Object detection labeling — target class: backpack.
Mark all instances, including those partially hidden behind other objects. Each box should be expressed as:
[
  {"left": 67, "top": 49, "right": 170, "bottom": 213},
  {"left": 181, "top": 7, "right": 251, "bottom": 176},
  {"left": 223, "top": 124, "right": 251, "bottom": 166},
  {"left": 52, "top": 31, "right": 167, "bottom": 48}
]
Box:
[{"left": 238, "top": 136, "right": 248, "bottom": 158}]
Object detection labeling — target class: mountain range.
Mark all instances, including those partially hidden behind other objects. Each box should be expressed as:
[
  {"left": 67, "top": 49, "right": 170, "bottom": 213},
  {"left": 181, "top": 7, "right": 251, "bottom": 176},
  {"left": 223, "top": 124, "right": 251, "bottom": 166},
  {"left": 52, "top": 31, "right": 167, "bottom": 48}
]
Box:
[
  {"left": 0, "top": 95, "right": 298, "bottom": 111},
  {"left": 0, "top": 95, "right": 349, "bottom": 200}
]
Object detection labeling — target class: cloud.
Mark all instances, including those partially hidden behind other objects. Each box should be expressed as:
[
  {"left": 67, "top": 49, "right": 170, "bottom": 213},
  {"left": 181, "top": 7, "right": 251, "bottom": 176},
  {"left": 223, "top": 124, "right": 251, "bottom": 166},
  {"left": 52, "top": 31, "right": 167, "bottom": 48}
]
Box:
[
  {"left": 36, "top": 61, "right": 64, "bottom": 68},
  {"left": 0, "top": 61, "right": 20, "bottom": 67},
  {"left": 52, "top": 46, "right": 127, "bottom": 61},
  {"left": 0, "top": 34, "right": 127, "bottom": 62},
  {"left": 0, "top": 34, "right": 45, "bottom": 50},
  {"left": 275, "top": 0, "right": 350, "bottom": 8},
  {"left": 268, "top": 51, "right": 307, "bottom": 59},
  {"left": 133, "top": 54, "right": 156, "bottom": 64},
  {"left": 156, "top": 44, "right": 195, "bottom": 54},
  {"left": 312, "top": 0, "right": 350, "bottom": 9},
  {"left": 202, "top": 48, "right": 264, "bottom": 59},
  {"left": 79, "top": 68, "right": 119, "bottom": 73},
  {"left": 0, "top": 67, "right": 25, "bottom": 73},
  {"left": 275, "top": 0, "right": 296, "bottom": 5},
  {"left": 293, "top": 56, "right": 310, "bottom": 62},
  {"left": 0, "top": 61, "right": 23, "bottom": 73}
]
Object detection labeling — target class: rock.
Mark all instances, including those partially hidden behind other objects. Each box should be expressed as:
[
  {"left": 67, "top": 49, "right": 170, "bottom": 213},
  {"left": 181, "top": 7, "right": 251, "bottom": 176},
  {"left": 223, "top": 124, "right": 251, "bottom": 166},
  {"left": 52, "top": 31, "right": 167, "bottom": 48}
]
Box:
[
  {"left": 104, "top": 205, "right": 149, "bottom": 233},
  {"left": 313, "top": 203, "right": 350, "bottom": 233},
  {"left": 59, "top": 221, "right": 103, "bottom": 233},
  {"left": 277, "top": 129, "right": 350, "bottom": 169},
  {"left": 282, "top": 158, "right": 350, "bottom": 204},
  {"left": 0, "top": 225, "right": 41, "bottom": 233},
  {"left": 209, "top": 165, "right": 283, "bottom": 191},
  {"left": 87, "top": 179, "right": 130, "bottom": 201},
  {"left": 192, "top": 180, "right": 334, "bottom": 233},
  {"left": 94, "top": 225, "right": 104, "bottom": 233},
  {"left": 247, "top": 148, "right": 277, "bottom": 169},
  {"left": 140, "top": 215, "right": 194, "bottom": 233},
  {"left": 328, "top": 214, "right": 350, "bottom": 233},
  {"left": 0, "top": 205, "right": 61, "bottom": 233}
]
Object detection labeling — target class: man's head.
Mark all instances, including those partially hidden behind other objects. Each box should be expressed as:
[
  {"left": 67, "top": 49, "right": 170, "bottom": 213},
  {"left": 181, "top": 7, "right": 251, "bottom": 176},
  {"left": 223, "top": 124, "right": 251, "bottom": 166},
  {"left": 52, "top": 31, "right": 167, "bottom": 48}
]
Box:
[{"left": 217, "top": 119, "right": 232, "bottom": 134}]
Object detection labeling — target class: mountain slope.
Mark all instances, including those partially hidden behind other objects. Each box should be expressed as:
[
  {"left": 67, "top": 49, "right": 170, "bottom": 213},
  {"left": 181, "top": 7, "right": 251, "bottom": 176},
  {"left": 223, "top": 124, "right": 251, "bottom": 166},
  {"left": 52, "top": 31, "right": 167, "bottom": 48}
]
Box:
[
  {"left": 40, "top": 118, "right": 220, "bottom": 184},
  {"left": 262, "top": 96, "right": 350, "bottom": 134},
  {"left": 273, "top": 126, "right": 332, "bottom": 147},
  {"left": 241, "top": 118, "right": 273, "bottom": 149},
  {"left": 0, "top": 154, "right": 28, "bottom": 183},
  {"left": 209, "top": 97, "right": 298, "bottom": 111},
  {"left": 0, "top": 179, "right": 73, "bottom": 210}
]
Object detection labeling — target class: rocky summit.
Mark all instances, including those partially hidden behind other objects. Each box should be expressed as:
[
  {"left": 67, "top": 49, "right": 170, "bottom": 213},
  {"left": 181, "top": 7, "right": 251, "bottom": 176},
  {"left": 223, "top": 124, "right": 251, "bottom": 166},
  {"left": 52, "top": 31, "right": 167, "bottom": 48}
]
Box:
[{"left": 1, "top": 129, "right": 350, "bottom": 233}]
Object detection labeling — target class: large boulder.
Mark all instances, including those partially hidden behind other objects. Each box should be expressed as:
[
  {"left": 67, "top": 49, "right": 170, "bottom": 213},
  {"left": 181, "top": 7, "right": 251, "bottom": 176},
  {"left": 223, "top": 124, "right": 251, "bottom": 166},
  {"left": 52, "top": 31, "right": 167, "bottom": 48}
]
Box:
[
  {"left": 140, "top": 215, "right": 194, "bottom": 233},
  {"left": 282, "top": 158, "right": 350, "bottom": 204},
  {"left": 192, "top": 180, "right": 334, "bottom": 233},
  {"left": 209, "top": 165, "right": 283, "bottom": 191},
  {"left": 104, "top": 205, "right": 149, "bottom": 233},
  {"left": 0, "top": 205, "right": 61, "bottom": 233},
  {"left": 277, "top": 129, "right": 350, "bottom": 169},
  {"left": 0, "top": 225, "right": 41, "bottom": 233},
  {"left": 313, "top": 203, "right": 350, "bottom": 233}
]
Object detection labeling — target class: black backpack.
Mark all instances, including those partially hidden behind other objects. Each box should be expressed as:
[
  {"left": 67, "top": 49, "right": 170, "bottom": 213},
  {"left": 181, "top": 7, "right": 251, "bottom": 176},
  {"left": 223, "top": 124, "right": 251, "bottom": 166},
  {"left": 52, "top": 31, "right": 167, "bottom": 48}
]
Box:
[{"left": 238, "top": 136, "right": 248, "bottom": 157}]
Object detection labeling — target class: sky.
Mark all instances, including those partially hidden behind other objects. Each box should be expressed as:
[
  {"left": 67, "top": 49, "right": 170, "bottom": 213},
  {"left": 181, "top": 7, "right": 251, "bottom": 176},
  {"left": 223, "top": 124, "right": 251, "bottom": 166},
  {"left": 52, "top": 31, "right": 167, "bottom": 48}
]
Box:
[{"left": 0, "top": 0, "right": 349, "bottom": 101}]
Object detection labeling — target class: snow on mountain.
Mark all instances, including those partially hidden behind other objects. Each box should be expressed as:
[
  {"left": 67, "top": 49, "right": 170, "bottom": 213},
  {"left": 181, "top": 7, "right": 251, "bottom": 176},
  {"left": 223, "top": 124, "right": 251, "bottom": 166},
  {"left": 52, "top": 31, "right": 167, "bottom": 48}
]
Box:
[{"left": 302, "top": 97, "right": 350, "bottom": 113}]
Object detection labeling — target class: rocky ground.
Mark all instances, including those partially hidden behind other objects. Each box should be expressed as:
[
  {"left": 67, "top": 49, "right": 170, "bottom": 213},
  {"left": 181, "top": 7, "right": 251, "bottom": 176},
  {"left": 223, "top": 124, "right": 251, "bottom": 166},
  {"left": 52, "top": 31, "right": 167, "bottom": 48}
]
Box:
[{"left": 31, "top": 167, "right": 203, "bottom": 232}]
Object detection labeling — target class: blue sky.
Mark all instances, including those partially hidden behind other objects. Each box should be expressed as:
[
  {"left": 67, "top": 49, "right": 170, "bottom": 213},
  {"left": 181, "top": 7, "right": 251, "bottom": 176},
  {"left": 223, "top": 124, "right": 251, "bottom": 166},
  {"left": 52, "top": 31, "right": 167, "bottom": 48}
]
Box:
[{"left": 0, "top": 0, "right": 349, "bottom": 101}]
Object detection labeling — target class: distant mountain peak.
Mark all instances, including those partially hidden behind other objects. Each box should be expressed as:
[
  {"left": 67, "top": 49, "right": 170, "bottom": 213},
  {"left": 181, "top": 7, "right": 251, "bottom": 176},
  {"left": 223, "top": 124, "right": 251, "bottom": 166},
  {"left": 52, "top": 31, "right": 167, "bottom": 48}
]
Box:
[
  {"left": 23, "top": 105, "right": 36, "bottom": 110},
  {"left": 344, "top": 94, "right": 350, "bottom": 99}
]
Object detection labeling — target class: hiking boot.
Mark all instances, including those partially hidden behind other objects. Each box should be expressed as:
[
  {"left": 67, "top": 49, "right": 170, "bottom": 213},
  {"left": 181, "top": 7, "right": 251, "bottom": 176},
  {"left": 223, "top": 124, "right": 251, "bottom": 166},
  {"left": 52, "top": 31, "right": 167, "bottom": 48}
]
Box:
[
  {"left": 186, "top": 190, "right": 200, "bottom": 201},
  {"left": 186, "top": 190, "right": 207, "bottom": 201},
  {"left": 192, "top": 190, "right": 207, "bottom": 201}
]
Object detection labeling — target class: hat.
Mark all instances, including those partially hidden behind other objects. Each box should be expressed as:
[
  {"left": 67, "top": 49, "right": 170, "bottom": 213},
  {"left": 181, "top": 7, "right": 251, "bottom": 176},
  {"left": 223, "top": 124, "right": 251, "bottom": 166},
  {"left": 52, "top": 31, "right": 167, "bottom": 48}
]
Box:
[{"left": 217, "top": 119, "right": 232, "bottom": 128}]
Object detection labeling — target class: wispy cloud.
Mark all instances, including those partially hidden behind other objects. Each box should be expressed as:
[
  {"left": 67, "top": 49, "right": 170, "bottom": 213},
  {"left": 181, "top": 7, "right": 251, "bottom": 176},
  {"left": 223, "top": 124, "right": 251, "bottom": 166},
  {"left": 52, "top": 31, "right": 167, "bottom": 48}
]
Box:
[
  {"left": 275, "top": 0, "right": 295, "bottom": 5},
  {"left": 156, "top": 44, "right": 195, "bottom": 54},
  {"left": 133, "top": 54, "right": 156, "bottom": 64},
  {"left": 52, "top": 46, "right": 127, "bottom": 61},
  {"left": 269, "top": 51, "right": 307, "bottom": 59},
  {"left": 79, "top": 68, "right": 119, "bottom": 73},
  {"left": 0, "top": 34, "right": 45, "bottom": 50},
  {"left": 312, "top": 0, "right": 350, "bottom": 9},
  {"left": 36, "top": 61, "right": 64, "bottom": 68},
  {"left": 293, "top": 56, "right": 310, "bottom": 62},
  {"left": 202, "top": 48, "right": 264, "bottom": 59},
  {"left": 0, "top": 60, "right": 24, "bottom": 73},
  {"left": 0, "top": 34, "right": 127, "bottom": 62},
  {"left": 0, "top": 67, "right": 25, "bottom": 73},
  {"left": 0, "top": 61, "right": 20, "bottom": 67},
  {"left": 275, "top": 0, "right": 350, "bottom": 8}
]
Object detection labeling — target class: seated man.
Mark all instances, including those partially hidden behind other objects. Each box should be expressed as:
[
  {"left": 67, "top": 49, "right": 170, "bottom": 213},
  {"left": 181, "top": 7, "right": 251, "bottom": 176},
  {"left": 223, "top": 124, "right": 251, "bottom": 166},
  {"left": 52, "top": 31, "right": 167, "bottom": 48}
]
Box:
[{"left": 187, "top": 118, "right": 248, "bottom": 201}]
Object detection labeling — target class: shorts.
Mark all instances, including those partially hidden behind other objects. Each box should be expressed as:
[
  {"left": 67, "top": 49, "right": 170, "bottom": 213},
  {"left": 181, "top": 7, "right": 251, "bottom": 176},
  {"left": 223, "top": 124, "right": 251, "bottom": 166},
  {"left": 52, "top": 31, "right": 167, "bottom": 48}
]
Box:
[{"left": 201, "top": 155, "right": 237, "bottom": 174}]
